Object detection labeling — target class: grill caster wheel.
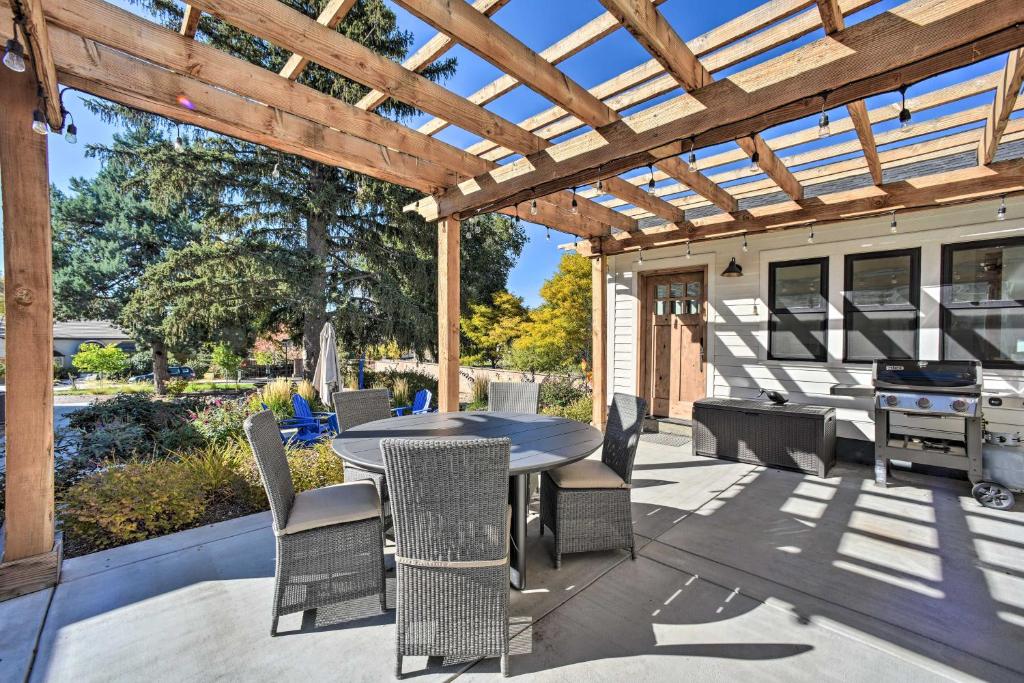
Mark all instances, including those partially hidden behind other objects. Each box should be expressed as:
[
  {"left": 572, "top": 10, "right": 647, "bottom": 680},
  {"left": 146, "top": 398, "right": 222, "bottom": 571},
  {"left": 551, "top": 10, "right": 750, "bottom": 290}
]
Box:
[{"left": 972, "top": 482, "right": 1015, "bottom": 510}]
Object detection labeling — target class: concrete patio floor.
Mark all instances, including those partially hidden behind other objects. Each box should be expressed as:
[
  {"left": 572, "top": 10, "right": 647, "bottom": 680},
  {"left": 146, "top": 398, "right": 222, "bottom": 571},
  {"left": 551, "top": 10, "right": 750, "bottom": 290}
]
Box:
[{"left": 3, "top": 438, "right": 1023, "bottom": 682}]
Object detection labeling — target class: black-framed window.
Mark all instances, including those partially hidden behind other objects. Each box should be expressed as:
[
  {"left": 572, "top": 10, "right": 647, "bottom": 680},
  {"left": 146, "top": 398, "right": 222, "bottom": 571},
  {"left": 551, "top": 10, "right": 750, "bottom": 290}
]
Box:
[
  {"left": 941, "top": 237, "right": 1024, "bottom": 368},
  {"left": 769, "top": 257, "right": 828, "bottom": 361},
  {"left": 843, "top": 249, "right": 920, "bottom": 363}
]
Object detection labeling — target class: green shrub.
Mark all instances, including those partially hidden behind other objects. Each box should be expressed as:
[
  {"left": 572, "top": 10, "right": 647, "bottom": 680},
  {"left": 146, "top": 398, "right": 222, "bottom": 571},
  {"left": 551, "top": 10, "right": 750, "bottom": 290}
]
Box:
[
  {"left": 78, "top": 421, "right": 152, "bottom": 462},
  {"left": 190, "top": 400, "right": 249, "bottom": 444},
  {"left": 287, "top": 441, "right": 346, "bottom": 492},
  {"left": 391, "top": 377, "right": 411, "bottom": 408},
  {"left": 165, "top": 378, "right": 189, "bottom": 395},
  {"left": 211, "top": 343, "right": 243, "bottom": 379},
  {"left": 178, "top": 442, "right": 254, "bottom": 504},
  {"left": 539, "top": 375, "right": 589, "bottom": 409},
  {"left": 156, "top": 421, "right": 206, "bottom": 453},
  {"left": 361, "top": 368, "right": 437, "bottom": 401},
  {"left": 295, "top": 379, "right": 322, "bottom": 410},
  {"left": 60, "top": 460, "right": 206, "bottom": 550},
  {"left": 541, "top": 396, "right": 593, "bottom": 423}
]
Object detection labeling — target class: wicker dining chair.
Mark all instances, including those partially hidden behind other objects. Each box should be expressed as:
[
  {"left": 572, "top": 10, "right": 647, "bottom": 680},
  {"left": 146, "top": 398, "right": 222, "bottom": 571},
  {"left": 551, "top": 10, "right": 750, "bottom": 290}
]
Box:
[
  {"left": 488, "top": 381, "right": 539, "bottom": 413},
  {"left": 243, "top": 410, "right": 386, "bottom": 635},
  {"left": 539, "top": 393, "right": 647, "bottom": 568},
  {"left": 382, "top": 437, "right": 512, "bottom": 678},
  {"left": 334, "top": 389, "right": 393, "bottom": 530}
]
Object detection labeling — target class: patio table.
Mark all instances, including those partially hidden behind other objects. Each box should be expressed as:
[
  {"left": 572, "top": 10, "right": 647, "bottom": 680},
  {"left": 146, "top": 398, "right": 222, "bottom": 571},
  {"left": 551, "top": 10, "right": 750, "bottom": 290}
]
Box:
[{"left": 331, "top": 411, "right": 603, "bottom": 589}]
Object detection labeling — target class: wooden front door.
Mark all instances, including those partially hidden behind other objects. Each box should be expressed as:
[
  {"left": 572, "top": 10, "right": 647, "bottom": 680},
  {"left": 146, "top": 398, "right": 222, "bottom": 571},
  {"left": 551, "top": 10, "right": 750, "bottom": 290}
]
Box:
[{"left": 644, "top": 270, "right": 706, "bottom": 419}]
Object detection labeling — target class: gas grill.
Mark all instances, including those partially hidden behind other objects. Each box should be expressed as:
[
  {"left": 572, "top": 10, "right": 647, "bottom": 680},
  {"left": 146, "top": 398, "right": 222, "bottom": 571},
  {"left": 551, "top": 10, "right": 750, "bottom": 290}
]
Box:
[{"left": 873, "top": 360, "right": 983, "bottom": 486}]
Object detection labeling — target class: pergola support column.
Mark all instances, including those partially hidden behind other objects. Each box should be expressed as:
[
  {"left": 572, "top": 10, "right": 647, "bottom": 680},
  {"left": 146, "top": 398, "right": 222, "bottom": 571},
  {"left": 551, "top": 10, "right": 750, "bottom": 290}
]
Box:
[
  {"left": 591, "top": 253, "right": 607, "bottom": 428},
  {"left": 0, "top": 65, "right": 61, "bottom": 600},
  {"left": 437, "top": 217, "right": 460, "bottom": 413}
]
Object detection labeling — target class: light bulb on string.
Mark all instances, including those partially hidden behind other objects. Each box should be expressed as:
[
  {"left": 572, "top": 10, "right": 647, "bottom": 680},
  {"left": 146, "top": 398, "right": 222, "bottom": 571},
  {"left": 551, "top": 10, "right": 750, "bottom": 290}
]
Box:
[
  {"left": 596, "top": 178, "right": 604, "bottom": 193},
  {"left": 546, "top": 226, "right": 550, "bottom": 241},
  {"left": 271, "top": 162, "right": 281, "bottom": 179},
  {"left": 530, "top": 197, "right": 538, "bottom": 216},
  {"left": 3, "top": 22, "right": 26, "bottom": 73},
  {"left": 637, "top": 247, "right": 643, "bottom": 265},
  {"left": 647, "top": 165, "right": 656, "bottom": 192},
  {"left": 749, "top": 150, "right": 760, "bottom": 173},
  {"left": 890, "top": 211, "right": 898, "bottom": 233},
  {"left": 742, "top": 233, "right": 749, "bottom": 252},
  {"left": 571, "top": 187, "right": 578, "bottom": 214},
  {"left": 63, "top": 110, "right": 78, "bottom": 144},
  {"left": 807, "top": 226, "right": 815, "bottom": 244},
  {"left": 687, "top": 138, "right": 697, "bottom": 172},
  {"left": 818, "top": 92, "right": 830, "bottom": 138},
  {"left": 898, "top": 84, "right": 912, "bottom": 130},
  {"left": 31, "top": 109, "right": 48, "bottom": 136},
  {"left": 173, "top": 125, "right": 185, "bottom": 152},
  {"left": 997, "top": 194, "right": 1007, "bottom": 221},
  {"left": 685, "top": 241, "right": 692, "bottom": 259}
]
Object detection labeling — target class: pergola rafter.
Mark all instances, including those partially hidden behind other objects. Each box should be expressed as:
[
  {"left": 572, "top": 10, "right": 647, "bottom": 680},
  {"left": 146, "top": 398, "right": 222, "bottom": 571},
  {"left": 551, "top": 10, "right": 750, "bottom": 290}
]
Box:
[
  {"left": 409, "top": 0, "right": 1024, "bottom": 224},
  {"left": 979, "top": 47, "right": 1024, "bottom": 165}
]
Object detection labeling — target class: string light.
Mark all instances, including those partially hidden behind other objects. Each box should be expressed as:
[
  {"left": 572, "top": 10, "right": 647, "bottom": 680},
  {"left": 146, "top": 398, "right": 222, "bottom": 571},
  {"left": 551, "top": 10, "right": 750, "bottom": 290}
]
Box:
[
  {"left": 3, "top": 19, "right": 26, "bottom": 73},
  {"left": 271, "top": 162, "right": 281, "bottom": 179},
  {"left": 173, "top": 125, "right": 185, "bottom": 152},
  {"left": 570, "top": 187, "right": 578, "bottom": 214},
  {"left": 687, "top": 138, "right": 697, "bottom": 172},
  {"left": 64, "top": 119, "right": 77, "bottom": 144},
  {"left": 742, "top": 233, "right": 749, "bottom": 252},
  {"left": 596, "top": 178, "right": 604, "bottom": 193},
  {"left": 748, "top": 137, "right": 760, "bottom": 173},
  {"left": 530, "top": 197, "right": 538, "bottom": 216},
  {"left": 637, "top": 247, "right": 643, "bottom": 264},
  {"left": 818, "top": 92, "right": 830, "bottom": 138},
  {"left": 998, "top": 194, "right": 1007, "bottom": 221},
  {"left": 546, "top": 225, "right": 551, "bottom": 241},
  {"left": 898, "top": 84, "right": 912, "bottom": 130},
  {"left": 514, "top": 204, "right": 521, "bottom": 226},
  {"left": 890, "top": 210, "right": 898, "bottom": 233},
  {"left": 685, "top": 241, "right": 692, "bottom": 259},
  {"left": 807, "top": 226, "right": 815, "bottom": 243},
  {"left": 647, "top": 165, "right": 656, "bottom": 192},
  {"left": 31, "top": 108, "right": 48, "bottom": 136}
]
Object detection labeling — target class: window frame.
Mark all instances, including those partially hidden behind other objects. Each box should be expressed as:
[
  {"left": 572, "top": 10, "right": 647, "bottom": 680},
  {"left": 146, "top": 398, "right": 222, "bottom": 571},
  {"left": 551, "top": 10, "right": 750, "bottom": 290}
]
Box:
[
  {"left": 940, "top": 236, "right": 1024, "bottom": 369},
  {"left": 842, "top": 248, "right": 921, "bottom": 364},
  {"left": 767, "top": 256, "right": 829, "bottom": 362}
]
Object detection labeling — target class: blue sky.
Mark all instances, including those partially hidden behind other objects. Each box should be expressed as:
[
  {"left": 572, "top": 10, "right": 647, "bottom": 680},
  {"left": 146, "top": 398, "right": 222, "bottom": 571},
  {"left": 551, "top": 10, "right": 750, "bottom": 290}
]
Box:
[{"left": 36, "top": 0, "right": 1017, "bottom": 306}]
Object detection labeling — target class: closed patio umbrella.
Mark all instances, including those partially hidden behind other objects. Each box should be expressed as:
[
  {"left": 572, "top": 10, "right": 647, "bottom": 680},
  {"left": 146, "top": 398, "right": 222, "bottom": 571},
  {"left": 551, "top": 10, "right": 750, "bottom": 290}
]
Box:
[{"left": 312, "top": 321, "right": 340, "bottom": 407}]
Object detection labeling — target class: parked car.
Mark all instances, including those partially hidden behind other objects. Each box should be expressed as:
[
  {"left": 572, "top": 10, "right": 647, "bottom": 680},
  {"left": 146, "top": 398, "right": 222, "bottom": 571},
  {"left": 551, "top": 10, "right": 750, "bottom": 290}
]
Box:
[{"left": 128, "top": 366, "right": 196, "bottom": 383}]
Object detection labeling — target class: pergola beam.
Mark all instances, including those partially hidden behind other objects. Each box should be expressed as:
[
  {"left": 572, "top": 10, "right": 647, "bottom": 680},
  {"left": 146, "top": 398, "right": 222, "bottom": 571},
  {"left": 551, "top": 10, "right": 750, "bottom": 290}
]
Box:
[
  {"left": 16, "top": 0, "right": 61, "bottom": 128},
  {"left": 415, "top": 0, "right": 1024, "bottom": 221},
  {"left": 979, "top": 48, "right": 1024, "bottom": 165},
  {"left": 357, "top": 0, "right": 511, "bottom": 111},
  {"left": 591, "top": 255, "right": 607, "bottom": 428},
  {"left": 587, "top": 157, "right": 1024, "bottom": 255},
  {"left": 180, "top": 5, "right": 201, "bottom": 37},
  {"left": 437, "top": 217, "right": 460, "bottom": 413},
  {"left": 816, "top": 0, "right": 882, "bottom": 184},
  {"left": 279, "top": 0, "right": 358, "bottom": 81}
]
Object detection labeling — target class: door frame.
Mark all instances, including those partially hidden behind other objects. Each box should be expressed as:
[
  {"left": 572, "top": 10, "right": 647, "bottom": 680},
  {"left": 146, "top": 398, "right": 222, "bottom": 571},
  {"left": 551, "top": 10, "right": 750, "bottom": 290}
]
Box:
[{"left": 636, "top": 265, "right": 709, "bottom": 418}]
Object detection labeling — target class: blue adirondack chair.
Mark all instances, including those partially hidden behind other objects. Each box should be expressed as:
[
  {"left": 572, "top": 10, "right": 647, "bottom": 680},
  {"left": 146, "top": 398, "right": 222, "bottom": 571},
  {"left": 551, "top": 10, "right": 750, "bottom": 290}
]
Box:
[
  {"left": 392, "top": 389, "right": 433, "bottom": 416},
  {"left": 292, "top": 394, "right": 339, "bottom": 434}
]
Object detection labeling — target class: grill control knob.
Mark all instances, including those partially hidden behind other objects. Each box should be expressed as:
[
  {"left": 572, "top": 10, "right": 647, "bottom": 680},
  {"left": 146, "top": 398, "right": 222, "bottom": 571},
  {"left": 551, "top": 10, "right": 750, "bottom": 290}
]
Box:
[
  {"left": 916, "top": 397, "right": 932, "bottom": 410},
  {"left": 885, "top": 395, "right": 898, "bottom": 407},
  {"left": 952, "top": 399, "right": 967, "bottom": 412}
]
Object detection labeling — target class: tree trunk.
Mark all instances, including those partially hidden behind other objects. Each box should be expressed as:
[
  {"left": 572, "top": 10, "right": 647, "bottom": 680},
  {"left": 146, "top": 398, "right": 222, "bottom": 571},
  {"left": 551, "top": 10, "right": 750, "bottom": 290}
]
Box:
[
  {"left": 301, "top": 207, "right": 329, "bottom": 378},
  {"left": 152, "top": 339, "right": 170, "bottom": 395}
]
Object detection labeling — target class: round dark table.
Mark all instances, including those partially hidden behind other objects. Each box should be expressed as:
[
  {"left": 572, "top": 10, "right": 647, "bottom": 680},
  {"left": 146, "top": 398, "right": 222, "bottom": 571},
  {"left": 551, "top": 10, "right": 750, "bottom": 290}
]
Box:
[{"left": 332, "top": 411, "right": 604, "bottom": 589}]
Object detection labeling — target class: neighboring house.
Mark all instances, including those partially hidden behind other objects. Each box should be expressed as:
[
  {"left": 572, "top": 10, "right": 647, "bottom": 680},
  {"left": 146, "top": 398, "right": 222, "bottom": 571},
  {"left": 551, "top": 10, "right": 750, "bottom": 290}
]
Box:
[
  {"left": 600, "top": 150, "right": 1024, "bottom": 456},
  {"left": 0, "top": 319, "right": 136, "bottom": 369}
]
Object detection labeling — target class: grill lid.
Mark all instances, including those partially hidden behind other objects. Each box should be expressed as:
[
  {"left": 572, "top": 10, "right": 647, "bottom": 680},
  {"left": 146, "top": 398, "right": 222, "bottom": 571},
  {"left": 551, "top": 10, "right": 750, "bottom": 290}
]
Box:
[{"left": 873, "top": 360, "right": 981, "bottom": 391}]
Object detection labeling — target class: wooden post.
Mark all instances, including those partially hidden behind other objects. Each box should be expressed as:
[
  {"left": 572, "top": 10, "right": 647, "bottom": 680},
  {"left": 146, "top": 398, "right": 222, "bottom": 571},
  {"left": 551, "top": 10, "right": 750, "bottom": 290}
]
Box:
[
  {"left": 437, "top": 217, "right": 460, "bottom": 412},
  {"left": 591, "top": 254, "right": 607, "bottom": 428},
  {"left": 0, "top": 64, "right": 60, "bottom": 598}
]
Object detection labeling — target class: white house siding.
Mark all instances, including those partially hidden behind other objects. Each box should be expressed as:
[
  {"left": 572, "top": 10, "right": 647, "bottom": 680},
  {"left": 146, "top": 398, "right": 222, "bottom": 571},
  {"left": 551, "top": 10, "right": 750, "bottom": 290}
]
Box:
[{"left": 606, "top": 195, "right": 1024, "bottom": 441}]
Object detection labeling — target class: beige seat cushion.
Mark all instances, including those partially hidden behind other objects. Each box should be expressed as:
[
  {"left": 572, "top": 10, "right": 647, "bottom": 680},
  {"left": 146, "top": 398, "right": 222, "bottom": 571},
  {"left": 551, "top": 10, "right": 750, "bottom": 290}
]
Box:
[
  {"left": 281, "top": 480, "right": 380, "bottom": 536},
  {"left": 547, "top": 459, "right": 629, "bottom": 490}
]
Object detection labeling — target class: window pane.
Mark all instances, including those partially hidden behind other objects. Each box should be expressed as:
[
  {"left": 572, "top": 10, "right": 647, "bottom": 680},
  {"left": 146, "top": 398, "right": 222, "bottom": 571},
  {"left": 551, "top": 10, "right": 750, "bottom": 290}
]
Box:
[
  {"left": 771, "top": 313, "right": 827, "bottom": 361},
  {"left": 846, "top": 311, "right": 917, "bottom": 361},
  {"left": 656, "top": 300, "right": 665, "bottom": 315},
  {"left": 686, "top": 300, "right": 700, "bottom": 315},
  {"left": 672, "top": 300, "right": 683, "bottom": 315},
  {"left": 944, "top": 308, "right": 1024, "bottom": 365},
  {"left": 949, "top": 243, "right": 1024, "bottom": 303},
  {"left": 670, "top": 283, "right": 684, "bottom": 298},
  {"left": 687, "top": 282, "right": 701, "bottom": 298},
  {"left": 849, "top": 255, "right": 914, "bottom": 307},
  {"left": 656, "top": 284, "right": 668, "bottom": 298},
  {"left": 773, "top": 263, "right": 824, "bottom": 310}
]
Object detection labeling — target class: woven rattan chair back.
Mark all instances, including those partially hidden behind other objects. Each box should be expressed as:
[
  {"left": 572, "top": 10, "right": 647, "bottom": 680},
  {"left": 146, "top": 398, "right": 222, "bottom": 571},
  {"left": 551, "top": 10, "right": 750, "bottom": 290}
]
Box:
[
  {"left": 488, "top": 381, "right": 539, "bottom": 414},
  {"left": 243, "top": 410, "right": 295, "bottom": 534},
  {"left": 334, "top": 388, "right": 391, "bottom": 431},
  {"left": 382, "top": 437, "right": 511, "bottom": 562},
  {"left": 601, "top": 394, "right": 647, "bottom": 484}
]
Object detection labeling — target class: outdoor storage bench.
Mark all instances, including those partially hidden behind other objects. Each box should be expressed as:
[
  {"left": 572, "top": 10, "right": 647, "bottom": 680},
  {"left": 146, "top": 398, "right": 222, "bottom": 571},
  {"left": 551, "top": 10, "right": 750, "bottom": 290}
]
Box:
[{"left": 693, "top": 397, "right": 836, "bottom": 477}]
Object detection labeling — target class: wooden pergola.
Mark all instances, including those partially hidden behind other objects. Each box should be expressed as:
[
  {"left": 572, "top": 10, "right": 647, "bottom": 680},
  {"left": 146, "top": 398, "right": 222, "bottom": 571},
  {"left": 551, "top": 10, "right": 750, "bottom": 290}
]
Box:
[{"left": 1, "top": 0, "right": 1023, "bottom": 597}]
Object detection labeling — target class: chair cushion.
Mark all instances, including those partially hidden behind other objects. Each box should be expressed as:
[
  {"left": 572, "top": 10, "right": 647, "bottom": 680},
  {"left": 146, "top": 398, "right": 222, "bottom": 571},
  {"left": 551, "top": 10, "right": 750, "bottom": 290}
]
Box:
[
  {"left": 547, "top": 458, "right": 629, "bottom": 489},
  {"left": 281, "top": 480, "right": 380, "bottom": 536}
]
